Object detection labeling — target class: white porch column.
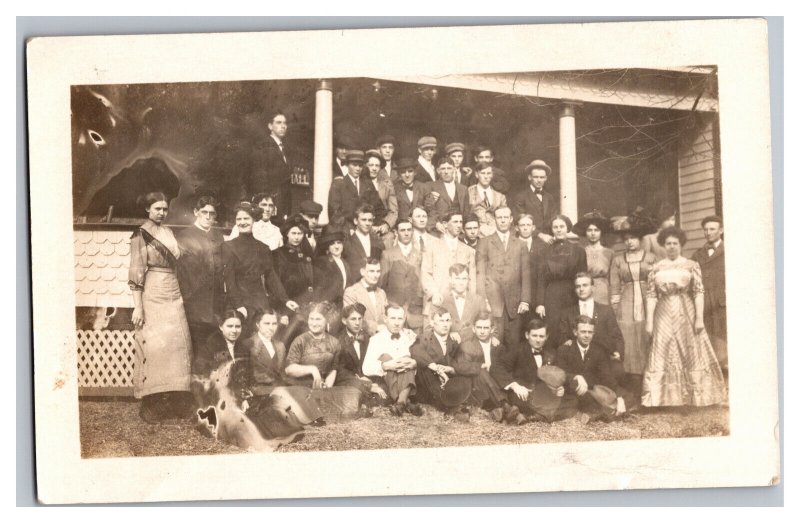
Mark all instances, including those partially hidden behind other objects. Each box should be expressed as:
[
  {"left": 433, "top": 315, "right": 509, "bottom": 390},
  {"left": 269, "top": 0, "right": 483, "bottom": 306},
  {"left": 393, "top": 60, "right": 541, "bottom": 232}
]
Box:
[
  {"left": 559, "top": 102, "right": 579, "bottom": 222},
  {"left": 313, "top": 79, "right": 334, "bottom": 225}
]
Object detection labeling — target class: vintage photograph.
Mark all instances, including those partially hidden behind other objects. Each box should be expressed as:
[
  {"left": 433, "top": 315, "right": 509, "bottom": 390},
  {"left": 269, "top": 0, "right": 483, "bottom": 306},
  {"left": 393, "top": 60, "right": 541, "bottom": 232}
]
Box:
[{"left": 28, "top": 20, "right": 779, "bottom": 503}]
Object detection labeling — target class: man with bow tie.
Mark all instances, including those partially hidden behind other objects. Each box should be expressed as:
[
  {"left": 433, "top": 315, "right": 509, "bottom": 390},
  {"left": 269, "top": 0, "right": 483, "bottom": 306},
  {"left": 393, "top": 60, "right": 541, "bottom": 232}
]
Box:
[
  {"left": 692, "top": 215, "right": 727, "bottom": 371},
  {"left": 343, "top": 257, "right": 388, "bottom": 336},
  {"left": 491, "top": 318, "right": 578, "bottom": 423},
  {"left": 512, "top": 160, "right": 558, "bottom": 244},
  {"left": 393, "top": 158, "right": 431, "bottom": 221},
  {"left": 362, "top": 304, "right": 423, "bottom": 416},
  {"left": 556, "top": 315, "right": 626, "bottom": 421},
  {"left": 335, "top": 303, "right": 389, "bottom": 409},
  {"left": 441, "top": 263, "right": 488, "bottom": 343}
]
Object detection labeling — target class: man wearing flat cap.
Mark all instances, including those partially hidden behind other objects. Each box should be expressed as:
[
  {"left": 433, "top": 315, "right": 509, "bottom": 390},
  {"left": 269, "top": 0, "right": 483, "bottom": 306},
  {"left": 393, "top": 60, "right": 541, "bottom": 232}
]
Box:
[
  {"left": 445, "top": 142, "right": 475, "bottom": 187},
  {"left": 294, "top": 199, "right": 323, "bottom": 257},
  {"left": 376, "top": 134, "right": 398, "bottom": 183},
  {"left": 327, "top": 150, "right": 380, "bottom": 227},
  {"left": 512, "top": 159, "right": 558, "bottom": 244},
  {"left": 415, "top": 136, "right": 438, "bottom": 184}
]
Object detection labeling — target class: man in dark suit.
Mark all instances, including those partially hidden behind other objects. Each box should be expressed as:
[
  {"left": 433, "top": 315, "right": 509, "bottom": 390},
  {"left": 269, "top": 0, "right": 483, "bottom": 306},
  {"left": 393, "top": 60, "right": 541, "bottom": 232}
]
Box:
[
  {"left": 558, "top": 273, "right": 625, "bottom": 380},
  {"left": 342, "top": 203, "right": 384, "bottom": 280},
  {"left": 425, "top": 157, "right": 470, "bottom": 234},
  {"left": 410, "top": 307, "right": 487, "bottom": 422},
  {"left": 476, "top": 205, "right": 531, "bottom": 344},
  {"left": 516, "top": 213, "right": 547, "bottom": 335},
  {"left": 335, "top": 303, "right": 388, "bottom": 407},
  {"left": 332, "top": 137, "right": 350, "bottom": 178},
  {"left": 394, "top": 157, "right": 430, "bottom": 221},
  {"left": 512, "top": 159, "right": 558, "bottom": 243},
  {"left": 247, "top": 111, "right": 295, "bottom": 218},
  {"left": 175, "top": 196, "right": 224, "bottom": 356},
  {"left": 379, "top": 219, "right": 425, "bottom": 332},
  {"left": 414, "top": 136, "right": 438, "bottom": 184},
  {"left": 376, "top": 134, "right": 398, "bottom": 182},
  {"left": 692, "top": 215, "right": 727, "bottom": 371},
  {"left": 292, "top": 200, "right": 323, "bottom": 258},
  {"left": 556, "top": 315, "right": 627, "bottom": 420},
  {"left": 327, "top": 150, "right": 380, "bottom": 227},
  {"left": 491, "top": 318, "right": 577, "bottom": 423}
]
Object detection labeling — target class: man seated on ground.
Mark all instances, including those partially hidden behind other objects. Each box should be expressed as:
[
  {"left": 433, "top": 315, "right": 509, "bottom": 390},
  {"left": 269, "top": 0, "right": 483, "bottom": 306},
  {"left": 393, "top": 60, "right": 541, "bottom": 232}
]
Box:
[
  {"left": 362, "top": 304, "right": 423, "bottom": 417},
  {"left": 556, "top": 315, "right": 627, "bottom": 422},
  {"left": 343, "top": 257, "right": 387, "bottom": 336},
  {"left": 335, "top": 303, "right": 389, "bottom": 411},
  {"left": 441, "top": 263, "right": 489, "bottom": 343},
  {"left": 410, "top": 307, "right": 483, "bottom": 423},
  {"left": 459, "top": 312, "right": 522, "bottom": 423},
  {"left": 491, "top": 318, "right": 578, "bottom": 424},
  {"left": 558, "top": 272, "right": 625, "bottom": 385}
]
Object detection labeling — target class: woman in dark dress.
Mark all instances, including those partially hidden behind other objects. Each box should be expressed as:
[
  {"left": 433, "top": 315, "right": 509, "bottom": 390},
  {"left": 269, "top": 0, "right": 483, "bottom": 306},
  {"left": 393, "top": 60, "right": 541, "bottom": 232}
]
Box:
[
  {"left": 193, "top": 309, "right": 247, "bottom": 379},
  {"left": 273, "top": 215, "right": 315, "bottom": 344},
  {"left": 284, "top": 302, "right": 364, "bottom": 420},
  {"left": 221, "top": 203, "right": 298, "bottom": 333},
  {"left": 535, "top": 214, "right": 588, "bottom": 344},
  {"left": 312, "top": 226, "right": 354, "bottom": 306}
]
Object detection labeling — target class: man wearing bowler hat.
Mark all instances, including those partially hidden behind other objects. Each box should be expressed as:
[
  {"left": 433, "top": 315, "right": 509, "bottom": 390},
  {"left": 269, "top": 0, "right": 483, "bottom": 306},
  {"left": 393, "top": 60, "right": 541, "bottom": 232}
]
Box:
[
  {"left": 512, "top": 159, "right": 558, "bottom": 244},
  {"left": 327, "top": 150, "right": 379, "bottom": 226},
  {"left": 415, "top": 136, "right": 438, "bottom": 184}
]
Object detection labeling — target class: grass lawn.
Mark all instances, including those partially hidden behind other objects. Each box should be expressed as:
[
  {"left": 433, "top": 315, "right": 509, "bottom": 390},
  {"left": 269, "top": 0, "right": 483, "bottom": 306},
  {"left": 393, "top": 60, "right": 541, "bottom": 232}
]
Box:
[{"left": 79, "top": 399, "right": 729, "bottom": 458}]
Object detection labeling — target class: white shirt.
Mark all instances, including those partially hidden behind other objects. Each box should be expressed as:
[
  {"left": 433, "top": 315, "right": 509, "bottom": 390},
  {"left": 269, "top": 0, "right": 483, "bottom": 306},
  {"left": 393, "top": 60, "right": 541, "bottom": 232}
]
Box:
[
  {"left": 417, "top": 155, "right": 435, "bottom": 179},
  {"left": 225, "top": 340, "right": 236, "bottom": 360},
  {"left": 336, "top": 158, "right": 348, "bottom": 177},
  {"left": 271, "top": 135, "right": 286, "bottom": 163},
  {"left": 444, "top": 234, "right": 459, "bottom": 253},
  {"left": 522, "top": 236, "right": 533, "bottom": 252},
  {"left": 452, "top": 291, "right": 466, "bottom": 319},
  {"left": 530, "top": 185, "right": 543, "bottom": 202},
  {"left": 532, "top": 348, "right": 543, "bottom": 369},
  {"left": 405, "top": 187, "right": 414, "bottom": 201},
  {"left": 362, "top": 329, "right": 415, "bottom": 377},
  {"left": 355, "top": 230, "right": 372, "bottom": 256},
  {"left": 708, "top": 239, "right": 722, "bottom": 257},
  {"left": 480, "top": 186, "right": 494, "bottom": 206},
  {"left": 579, "top": 298, "right": 595, "bottom": 318},
  {"left": 363, "top": 280, "right": 377, "bottom": 309},
  {"left": 434, "top": 333, "right": 449, "bottom": 355},
  {"left": 348, "top": 174, "right": 361, "bottom": 195},
  {"left": 399, "top": 241, "right": 413, "bottom": 258},
  {"left": 479, "top": 340, "right": 493, "bottom": 370},
  {"left": 332, "top": 256, "right": 347, "bottom": 290},
  {"left": 577, "top": 342, "right": 590, "bottom": 361},
  {"left": 414, "top": 231, "right": 428, "bottom": 251},
  {"left": 257, "top": 332, "right": 276, "bottom": 359},
  {"left": 443, "top": 180, "right": 456, "bottom": 201},
  {"left": 497, "top": 231, "right": 509, "bottom": 250},
  {"left": 345, "top": 331, "right": 361, "bottom": 360}
]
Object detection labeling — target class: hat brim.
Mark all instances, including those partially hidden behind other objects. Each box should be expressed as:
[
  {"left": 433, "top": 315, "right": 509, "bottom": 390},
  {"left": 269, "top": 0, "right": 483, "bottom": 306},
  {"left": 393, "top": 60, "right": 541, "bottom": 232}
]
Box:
[
  {"left": 573, "top": 218, "right": 611, "bottom": 236},
  {"left": 525, "top": 164, "right": 552, "bottom": 176}
]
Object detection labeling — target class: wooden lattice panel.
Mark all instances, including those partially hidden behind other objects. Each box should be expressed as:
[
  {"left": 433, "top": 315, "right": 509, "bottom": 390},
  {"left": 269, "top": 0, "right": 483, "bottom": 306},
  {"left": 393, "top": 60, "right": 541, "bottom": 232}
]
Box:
[{"left": 77, "top": 329, "right": 136, "bottom": 395}]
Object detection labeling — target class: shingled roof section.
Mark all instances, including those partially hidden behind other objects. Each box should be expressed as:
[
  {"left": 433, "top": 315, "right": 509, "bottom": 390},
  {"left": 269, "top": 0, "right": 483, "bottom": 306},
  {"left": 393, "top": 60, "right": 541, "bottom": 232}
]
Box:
[{"left": 74, "top": 230, "right": 134, "bottom": 308}]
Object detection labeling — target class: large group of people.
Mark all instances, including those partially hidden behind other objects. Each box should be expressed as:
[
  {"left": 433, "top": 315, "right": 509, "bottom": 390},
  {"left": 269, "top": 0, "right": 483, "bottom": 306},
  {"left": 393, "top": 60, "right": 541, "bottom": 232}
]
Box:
[{"left": 126, "top": 121, "right": 728, "bottom": 445}]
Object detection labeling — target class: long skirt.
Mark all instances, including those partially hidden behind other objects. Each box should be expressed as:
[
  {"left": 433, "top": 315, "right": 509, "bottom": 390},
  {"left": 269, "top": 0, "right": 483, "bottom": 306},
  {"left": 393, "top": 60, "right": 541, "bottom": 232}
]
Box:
[
  {"left": 133, "top": 269, "right": 192, "bottom": 398},
  {"left": 641, "top": 294, "right": 726, "bottom": 407}
]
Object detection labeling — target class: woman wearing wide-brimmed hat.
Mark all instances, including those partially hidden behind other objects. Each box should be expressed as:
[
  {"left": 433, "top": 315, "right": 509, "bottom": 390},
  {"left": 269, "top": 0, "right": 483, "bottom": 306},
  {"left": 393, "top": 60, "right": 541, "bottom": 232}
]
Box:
[
  {"left": 609, "top": 210, "right": 659, "bottom": 394},
  {"left": 573, "top": 210, "right": 614, "bottom": 305}
]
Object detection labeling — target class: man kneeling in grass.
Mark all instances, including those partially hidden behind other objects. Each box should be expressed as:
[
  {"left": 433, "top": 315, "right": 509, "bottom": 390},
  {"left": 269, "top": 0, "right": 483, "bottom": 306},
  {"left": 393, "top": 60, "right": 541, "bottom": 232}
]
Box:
[{"left": 362, "top": 304, "right": 424, "bottom": 417}]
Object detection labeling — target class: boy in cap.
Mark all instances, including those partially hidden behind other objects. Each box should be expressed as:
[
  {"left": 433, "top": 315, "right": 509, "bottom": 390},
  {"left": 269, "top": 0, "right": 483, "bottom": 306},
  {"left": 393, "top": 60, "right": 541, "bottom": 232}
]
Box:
[
  {"left": 327, "top": 150, "right": 379, "bottom": 226},
  {"left": 415, "top": 136, "right": 438, "bottom": 184},
  {"left": 445, "top": 142, "right": 474, "bottom": 187}
]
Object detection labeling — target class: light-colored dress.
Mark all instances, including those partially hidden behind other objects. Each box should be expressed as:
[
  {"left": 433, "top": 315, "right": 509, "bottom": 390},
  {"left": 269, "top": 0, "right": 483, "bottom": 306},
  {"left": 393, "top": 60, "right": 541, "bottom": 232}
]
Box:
[
  {"left": 641, "top": 257, "right": 726, "bottom": 407},
  {"left": 610, "top": 250, "right": 657, "bottom": 375},
  {"left": 128, "top": 220, "right": 192, "bottom": 398},
  {"left": 585, "top": 242, "right": 614, "bottom": 305}
]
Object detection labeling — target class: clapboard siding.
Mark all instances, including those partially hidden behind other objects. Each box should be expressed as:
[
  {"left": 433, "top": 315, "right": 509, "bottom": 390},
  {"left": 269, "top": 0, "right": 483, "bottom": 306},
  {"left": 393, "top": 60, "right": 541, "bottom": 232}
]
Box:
[{"left": 678, "top": 117, "right": 719, "bottom": 256}]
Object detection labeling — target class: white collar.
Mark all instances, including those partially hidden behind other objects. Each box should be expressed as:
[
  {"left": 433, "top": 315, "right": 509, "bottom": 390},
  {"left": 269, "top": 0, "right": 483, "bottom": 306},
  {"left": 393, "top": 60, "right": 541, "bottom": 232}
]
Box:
[
  {"left": 577, "top": 342, "right": 590, "bottom": 353},
  {"left": 580, "top": 297, "right": 595, "bottom": 308},
  {"left": 399, "top": 241, "right": 413, "bottom": 255},
  {"left": 257, "top": 332, "right": 274, "bottom": 350},
  {"left": 418, "top": 155, "right": 433, "bottom": 168},
  {"left": 271, "top": 135, "right": 283, "bottom": 147},
  {"left": 355, "top": 229, "right": 371, "bottom": 240},
  {"left": 434, "top": 332, "right": 449, "bottom": 345}
]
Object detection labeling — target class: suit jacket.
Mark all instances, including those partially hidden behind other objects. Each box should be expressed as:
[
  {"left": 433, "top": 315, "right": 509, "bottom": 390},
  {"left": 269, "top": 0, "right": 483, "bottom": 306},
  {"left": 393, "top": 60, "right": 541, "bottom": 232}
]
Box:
[
  {"left": 343, "top": 282, "right": 388, "bottom": 336},
  {"left": 421, "top": 236, "right": 476, "bottom": 303},
  {"left": 221, "top": 233, "right": 289, "bottom": 315},
  {"left": 441, "top": 291, "right": 488, "bottom": 343},
  {"left": 521, "top": 235, "right": 547, "bottom": 307},
  {"left": 425, "top": 179, "right": 470, "bottom": 230},
  {"left": 240, "top": 333, "right": 288, "bottom": 393},
  {"left": 414, "top": 161, "right": 436, "bottom": 184},
  {"left": 410, "top": 329, "right": 475, "bottom": 376},
  {"left": 313, "top": 254, "right": 355, "bottom": 305},
  {"left": 558, "top": 301, "right": 625, "bottom": 358},
  {"left": 491, "top": 342, "right": 558, "bottom": 389},
  {"left": 248, "top": 136, "right": 294, "bottom": 211},
  {"left": 692, "top": 241, "right": 726, "bottom": 309},
  {"left": 342, "top": 231, "right": 384, "bottom": 278},
  {"left": 327, "top": 174, "right": 380, "bottom": 225},
  {"left": 459, "top": 338, "right": 505, "bottom": 376},
  {"left": 394, "top": 180, "right": 430, "bottom": 220},
  {"left": 335, "top": 330, "right": 370, "bottom": 380},
  {"left": 555, "top": 342, "right": 617, "bottom": 392},
  {"left": 468, "top": 185, "right": 508, "bottom": 238},
  {"left": 273, "top": 244, "right": 315, "bottom": 307},
  {"left": 369, "top": 175, "right": 399, "bottom": 229},
  {"left": 476, "top": 233, "right": 532, "bottom": 319},
  {"left": 379, "top": 245, "right": 424, "bottom": 326},
  {"left": 175, "top": 225, "right": 224, "bottom": 325},
  {"left": 512, "top": 186, "right": 558, "bottom": 233}
]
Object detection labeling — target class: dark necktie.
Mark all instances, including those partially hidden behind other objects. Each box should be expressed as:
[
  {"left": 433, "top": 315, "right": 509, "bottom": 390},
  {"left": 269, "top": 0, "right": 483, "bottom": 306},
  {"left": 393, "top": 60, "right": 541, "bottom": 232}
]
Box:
[
  {"left": 419, "top": 236, "right": 425, "bottom": 251},
  {"left": 404, "top": 183, "right": 414, "bottom": 190}
]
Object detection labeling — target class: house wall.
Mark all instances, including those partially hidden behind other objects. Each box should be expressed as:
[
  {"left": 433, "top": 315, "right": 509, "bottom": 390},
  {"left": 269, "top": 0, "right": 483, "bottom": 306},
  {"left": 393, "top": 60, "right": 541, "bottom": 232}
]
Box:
[{"left": 678, "top": 114, "right": 721, "bottom": 257}]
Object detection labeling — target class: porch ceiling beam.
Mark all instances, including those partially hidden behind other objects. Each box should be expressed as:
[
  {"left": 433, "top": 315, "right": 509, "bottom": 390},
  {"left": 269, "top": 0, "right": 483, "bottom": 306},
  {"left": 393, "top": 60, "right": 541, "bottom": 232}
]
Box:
[{"left": 373, "top": 72, "right": 718, "bottom": 113}]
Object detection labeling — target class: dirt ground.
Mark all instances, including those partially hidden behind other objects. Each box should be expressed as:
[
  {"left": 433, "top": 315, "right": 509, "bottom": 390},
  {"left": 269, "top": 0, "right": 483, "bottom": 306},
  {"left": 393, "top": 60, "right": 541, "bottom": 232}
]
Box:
[{"left": 79, "top": 399, "right": 729, "bottom": 458}]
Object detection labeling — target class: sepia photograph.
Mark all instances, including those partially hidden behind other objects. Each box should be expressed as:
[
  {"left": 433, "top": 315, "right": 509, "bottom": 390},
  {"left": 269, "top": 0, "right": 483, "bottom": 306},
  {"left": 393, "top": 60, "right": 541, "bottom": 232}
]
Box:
[{"left": 27, "top": 19, "right": 780, "bottom": 503}]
